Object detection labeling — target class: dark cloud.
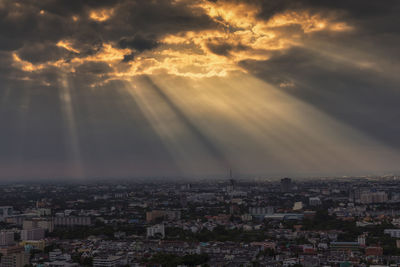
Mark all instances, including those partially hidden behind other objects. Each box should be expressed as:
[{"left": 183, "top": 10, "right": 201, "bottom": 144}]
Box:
[
  {"left": 119, "top": 35, "right": 159, "bottom": 52},
  {"left": 206, "top": 42, "right": 233, "bottom": 56},
  {"left": 75, "top": 61, "right": 112, "bottom": 74},
  {"left": 17, "top": 42, "right": 71, "bottom": 63},
  {"left": 206, "top": 42, "right": 248, "bottom": 57},
  {"left": 122, "top": 53, "right": 134, "bottom": 62}
]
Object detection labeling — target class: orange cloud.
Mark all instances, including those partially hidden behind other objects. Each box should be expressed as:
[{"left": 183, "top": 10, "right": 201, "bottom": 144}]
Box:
[
  {"left": 89, "top": 8, "right": 114, "bottom": 22},
  {"left": 11, "top": 0, "right": 353, "bottom": 83}
]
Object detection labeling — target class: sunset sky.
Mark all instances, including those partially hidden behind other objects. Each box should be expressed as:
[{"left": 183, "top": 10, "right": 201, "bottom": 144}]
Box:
[{"left": 1, "top": 0, "right": 400, "bottom": 179}]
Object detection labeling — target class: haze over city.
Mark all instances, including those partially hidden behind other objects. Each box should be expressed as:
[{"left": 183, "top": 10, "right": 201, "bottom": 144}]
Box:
[{"left": 1, "top": 0, "right": 400, "bottom": 179}]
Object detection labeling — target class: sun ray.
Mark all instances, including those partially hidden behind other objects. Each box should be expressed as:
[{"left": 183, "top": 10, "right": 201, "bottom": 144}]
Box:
[
  {"left": 148, "top": 73, "right": 400, "bottom": 174},
  {"left": 59, "top": 76, "right": 85, "bottom": 179}
]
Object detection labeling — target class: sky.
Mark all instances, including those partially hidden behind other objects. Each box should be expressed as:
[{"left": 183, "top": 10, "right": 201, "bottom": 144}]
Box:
[{"left": 0, "top": 0, "right": 400, "bottom": 179}]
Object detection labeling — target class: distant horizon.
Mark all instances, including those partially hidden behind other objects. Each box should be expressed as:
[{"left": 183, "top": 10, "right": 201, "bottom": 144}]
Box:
[{"left": 1, "top": 170, "right": 400, "bottom": 184}]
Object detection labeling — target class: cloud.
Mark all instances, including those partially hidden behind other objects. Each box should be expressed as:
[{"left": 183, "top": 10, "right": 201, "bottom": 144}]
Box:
[
  {"left": 1, "top": 0, "right": 357, "bottom": 83},
  {"left": 118, "top": 35, "right": 159, "bottom": 52}
]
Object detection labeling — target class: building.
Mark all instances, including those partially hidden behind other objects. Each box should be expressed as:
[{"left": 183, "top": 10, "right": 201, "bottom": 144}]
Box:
[
  {"left": 0, "top": 207, "right": 13, "bottom": 222},
  {"left": 20, "top": 240, "right": 46, "bottom": 251},
  {"left": 36, "top": 208, "right": 51, "bottom": 217},
  {"left": 293, "top": 202, "right": 303, "bottom": 211},
  {"left": 49, "top": 249, "right": 61, "bottom": 261},
  {"left": 384, "top": 229, "right": 400, "bottom": 238},
  {"left": 53, "top": 216, "right": 91, "bottom": 227},
  {"left": 365, "top": 246, "right": 383, "bottom": 256},
  {"left": 357, "top": 235, "right": 366, "bottom": 247},
  {"left": 281, "top": 178, "right": 292, "bottom": 193},
  {"left": 93, "top": 256, "right": 122, "bottom": 267},
  {"left": 264, "top": 213, "right": 304, "bottom": 221},
  {"left": 0, "top": 232, "right": 15, "bottom": 246},
  {"left": 47, "top": 261, "right": 78, "bottom": 267},
  {"left": 360, "top": 192, "right": 388, "bottom": 204},
  {"left": 330, "top": 242, "right": 359, "bottom": 251},
  {"left": 249, "top": 207, "right": 274, "bottom": 216},
  {"left": 146, "top": 210, "right": 181, "bottom": 222},
  {"left": 49, "top": 249, "right": 71, "bottom": 262},
  {"left": 20, "top": 228, "right": 45, "bottom": 241},
  {"left": 309, "top": 197, "right": 322, "bottom": 206},
  {"left": 23, "top": 218, "right": 54, "bottom": 232},
  {"left": 0, "top": 246, "right": 29, "bottom": 267},
  {"left": 147, "top": 224, "right": 165, "bottom": 238}
]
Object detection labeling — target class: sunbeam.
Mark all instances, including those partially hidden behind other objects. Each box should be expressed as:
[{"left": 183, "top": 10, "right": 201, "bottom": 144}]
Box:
[
  {"left": 59, "top": 77, "right": 85, "bottom": 179},
  {"left": 147, "top": 73, "right": 400, "bottom": 175}
]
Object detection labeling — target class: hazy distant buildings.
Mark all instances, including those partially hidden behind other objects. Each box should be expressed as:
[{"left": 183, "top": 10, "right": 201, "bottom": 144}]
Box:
[{"left": 281, "top": 178, "right": 292, "bottom": 193}]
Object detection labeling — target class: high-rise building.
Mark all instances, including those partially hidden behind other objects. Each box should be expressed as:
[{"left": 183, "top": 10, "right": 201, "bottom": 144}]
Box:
[
  {"left": 23, "top": 218, "right": 54, "bottom": 232},
  {"left": 0, "top": 246, "right": 29, "bottom": 267},
  {"left": 20, "top": 228, "right": 45, "bottom": 241},
  {"left": 360, "top": 191, "right": 388, "bottom": 204},
  {"left": 0, "top": 232, "right": 14, "bottom": 246}
]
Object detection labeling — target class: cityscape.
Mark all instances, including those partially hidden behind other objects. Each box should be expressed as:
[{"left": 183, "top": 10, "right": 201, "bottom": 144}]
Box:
[
  {"left": 1, "top": 0, "right": 400, "bottom": 266},
  {"left": 1, "top": 177, "right": 400, "bottom": 266}
]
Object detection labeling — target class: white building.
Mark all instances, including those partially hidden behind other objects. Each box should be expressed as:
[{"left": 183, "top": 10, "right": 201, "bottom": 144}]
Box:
[
  {"left": 146, "top": 224, "right": 165, "bottom": 238},
  {"left": 93, "top": 256, "right": 122, "bottom": 267},
  {"left": 358, "top": 235, "right": 366, "bottom": 246},
  {"left": 309, "top": 197, "right": 322, "bottom": 206},
  {"left": 293, "top": 202, "right": 303, "bottom": 211},
  {"left": 49, "top": 249, "right": 62, "bottom": 262},
  {"left": 384, "top": 229, "right": 400, "bottom": 238}
]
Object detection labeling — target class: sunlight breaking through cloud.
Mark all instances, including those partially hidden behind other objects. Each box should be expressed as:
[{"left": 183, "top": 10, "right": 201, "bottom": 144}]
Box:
[{"left": 9, "top": 0, "right": 353, "bottom": 82}]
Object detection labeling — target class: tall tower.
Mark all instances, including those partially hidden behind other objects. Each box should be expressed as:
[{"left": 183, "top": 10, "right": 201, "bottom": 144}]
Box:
[
  {"left": 280, "top": 178, "right": 292, "bottom": 193},
  {"left": 227, "top": 169, "right": 235, "bottom": 193}
]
